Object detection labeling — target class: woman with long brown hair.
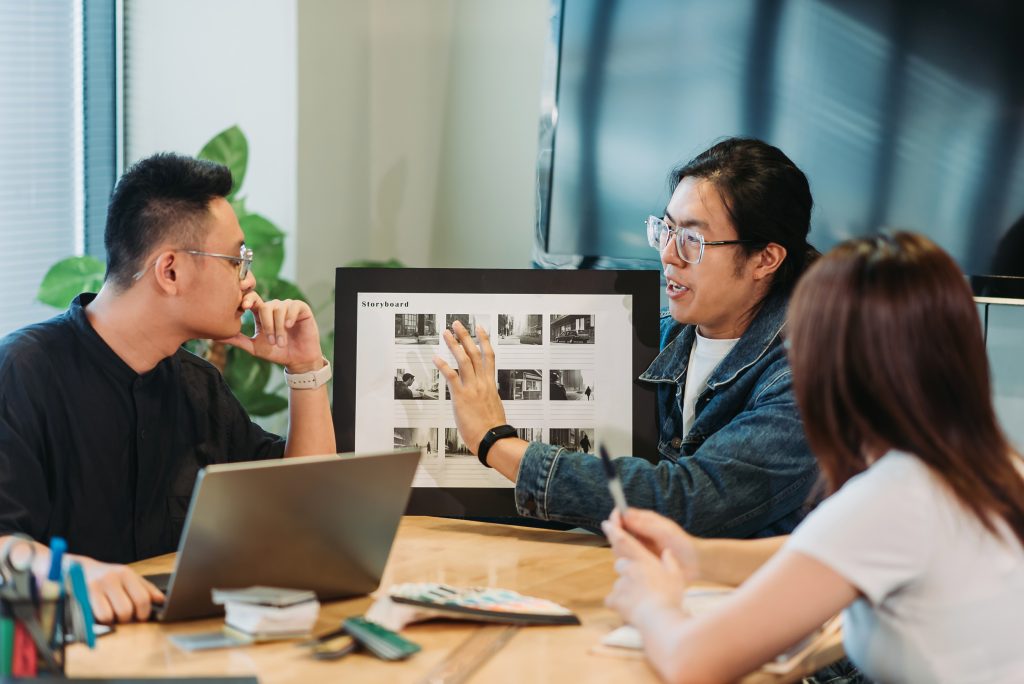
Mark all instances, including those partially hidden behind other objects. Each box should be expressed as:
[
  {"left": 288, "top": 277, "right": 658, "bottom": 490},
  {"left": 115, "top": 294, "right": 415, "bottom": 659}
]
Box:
[{"left": 603, "top": 232, "right": 1024, "bottom": 683}]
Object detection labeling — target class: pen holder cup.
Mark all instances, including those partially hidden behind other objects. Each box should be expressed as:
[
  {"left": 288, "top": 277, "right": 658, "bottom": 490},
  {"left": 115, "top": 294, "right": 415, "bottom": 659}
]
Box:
[{"left": 0, "top": 594, "right": 67, "bottom": 677}]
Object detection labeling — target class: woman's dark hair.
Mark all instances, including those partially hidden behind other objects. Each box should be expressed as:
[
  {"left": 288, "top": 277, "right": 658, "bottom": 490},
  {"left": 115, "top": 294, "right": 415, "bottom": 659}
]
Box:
[
  {"left": 671, "top": 137, "right": 818, "bottom": 296},
  {"left": 787, "top": 231, "right": 1024, "bottom": 547},
  {"left": 104, "top": 152, "right": 234, "bottom": 289}
]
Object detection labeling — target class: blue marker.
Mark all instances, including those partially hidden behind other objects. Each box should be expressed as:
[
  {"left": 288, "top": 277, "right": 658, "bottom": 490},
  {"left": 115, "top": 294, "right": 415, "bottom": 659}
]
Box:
[
  {"left": 68, "top": 561, "right": 96, "bottom": 648},
  {"left": 40, "top": 537, "right": 67, "bottom": 647},
  {"left": 46, "top": 537, "right": 66, "bottom": 583}
]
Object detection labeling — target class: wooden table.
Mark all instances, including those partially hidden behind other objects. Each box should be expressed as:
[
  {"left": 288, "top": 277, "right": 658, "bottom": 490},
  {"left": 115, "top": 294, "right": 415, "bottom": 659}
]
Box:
[{"left": 67, "top": 517, "right": 843, "bottom": 683}]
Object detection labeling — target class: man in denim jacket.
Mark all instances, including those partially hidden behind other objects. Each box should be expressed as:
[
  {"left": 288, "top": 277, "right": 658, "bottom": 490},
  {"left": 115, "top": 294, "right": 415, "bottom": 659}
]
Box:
[{"left": 437, "top": 138, "right": 821, "bottom": 538}]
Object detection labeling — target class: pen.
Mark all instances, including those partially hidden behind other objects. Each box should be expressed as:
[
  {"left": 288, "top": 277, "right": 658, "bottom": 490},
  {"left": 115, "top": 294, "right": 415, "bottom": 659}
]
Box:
[
  {"left": 598, "top": 445, "right": 629, "bottom": 516},
  {"left": 40, "top": 537, "right": 66, "bottom": 647}
]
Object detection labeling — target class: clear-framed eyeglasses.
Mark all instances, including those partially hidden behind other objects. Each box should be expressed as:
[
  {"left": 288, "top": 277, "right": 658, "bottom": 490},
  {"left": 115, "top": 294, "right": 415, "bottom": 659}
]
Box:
[
  {"left": 645, "top": 215, "right": 761, "bottom": 265},
  {"left": 186, "top": 245, "right": 254, "bottom": 280},
  {"left": 132, "top": 245, "right": 254, "bottom": 281}
]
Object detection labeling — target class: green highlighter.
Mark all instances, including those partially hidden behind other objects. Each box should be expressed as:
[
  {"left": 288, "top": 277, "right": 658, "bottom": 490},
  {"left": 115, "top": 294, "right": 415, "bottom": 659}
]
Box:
[
  {"left": 343, "top": 616, "right": 420, "bottom": 661},
  {"left": 0, "top": 600, "right": 14, "bottom": 676}
]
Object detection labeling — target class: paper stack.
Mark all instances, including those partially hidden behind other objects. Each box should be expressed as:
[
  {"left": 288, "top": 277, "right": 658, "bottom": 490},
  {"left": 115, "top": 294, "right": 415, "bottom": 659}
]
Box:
[{"left": 211, "top": 586, "right": 320, "bottom": 641}]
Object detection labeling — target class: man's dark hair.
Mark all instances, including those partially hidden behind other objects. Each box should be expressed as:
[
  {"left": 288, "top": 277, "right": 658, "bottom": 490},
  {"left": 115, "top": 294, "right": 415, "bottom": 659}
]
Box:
[
  {"left": 104, "top": 152, "right": 234, "bottom": 289},
  {"left": 402, "top": 373, "right": 415, "bottom": 382},
  {"left": 670, "top": 138, "right": 818, "bottom": 296}
]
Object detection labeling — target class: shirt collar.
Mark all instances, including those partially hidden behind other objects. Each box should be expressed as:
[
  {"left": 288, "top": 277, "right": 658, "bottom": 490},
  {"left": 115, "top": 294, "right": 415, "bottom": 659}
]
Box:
[
  {"left": 68, "top": 292, "right": 168, "bottom": 383},
  {"left": 639, "top": 289, "right": 789, "bottom": 387}
]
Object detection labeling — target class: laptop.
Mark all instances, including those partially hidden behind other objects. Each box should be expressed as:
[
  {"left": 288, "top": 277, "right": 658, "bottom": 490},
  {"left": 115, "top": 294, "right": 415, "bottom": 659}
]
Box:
[{"left": 148, "top": 449, "right": 420, "bottom": 621}]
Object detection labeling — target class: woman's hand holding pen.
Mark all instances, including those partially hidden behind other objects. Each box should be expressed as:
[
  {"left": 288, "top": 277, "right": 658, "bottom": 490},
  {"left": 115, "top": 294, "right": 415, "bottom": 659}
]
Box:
[
  {"left": 602, "top": 512, "right": 688, "bottom": 628},
  {"left": 607, "top": 508, "right": 701, "bottom": 583}
]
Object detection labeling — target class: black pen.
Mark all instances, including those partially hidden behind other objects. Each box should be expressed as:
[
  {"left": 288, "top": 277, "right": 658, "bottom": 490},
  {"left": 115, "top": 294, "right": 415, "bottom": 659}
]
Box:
[{"left": 598, "top": 445, "right": 628, "bottom": 516}]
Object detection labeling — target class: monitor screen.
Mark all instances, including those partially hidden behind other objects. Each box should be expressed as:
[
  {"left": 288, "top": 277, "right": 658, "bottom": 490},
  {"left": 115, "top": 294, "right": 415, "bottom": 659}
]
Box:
[{"left": 539, "top": 0, "right": 1024, "bottom": 288}]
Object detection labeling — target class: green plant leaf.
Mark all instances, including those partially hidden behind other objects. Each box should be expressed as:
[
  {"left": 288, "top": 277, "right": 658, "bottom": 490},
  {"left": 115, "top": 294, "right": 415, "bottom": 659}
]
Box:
[
  {"left": 224, "top": 346, "right": 272, "bottom": 399},
  {"left": 244, "top": 391, "right": 289, "bottom": 417},
  {"left": 240, "top": 212, "right": 284, "bottom": 247},
  {"left": 37, "top": 256, "right": 106, "bottom": 308},
  {"left": 264, "top": 277, "right": 308, "bottom": 303},
  {"left": 240, "top": 309, "right": 256, "bottom": 338},
  {"left": 182, "top": 339, "right": 209, "bottom": 357},
  {"left": 224, "top": 329, "right": 289, "bottom": 416},
  {"left": 344, "top": 258, "right": 405, "bottom": 268},
  {"left": 239, "top": 213, "right": 284, "bottom": 283},
  {"left": 250, "top": 244, "right": 284, "bottom": 284},
  {"left": 198, "top": 125, "right": 248, "bottom": 199}
]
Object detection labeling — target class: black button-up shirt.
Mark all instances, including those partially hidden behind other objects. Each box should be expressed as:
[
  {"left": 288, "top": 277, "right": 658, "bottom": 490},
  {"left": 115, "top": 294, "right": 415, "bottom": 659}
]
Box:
[{"left": 0, "top": 294, "right": 285, "bottom": 563}]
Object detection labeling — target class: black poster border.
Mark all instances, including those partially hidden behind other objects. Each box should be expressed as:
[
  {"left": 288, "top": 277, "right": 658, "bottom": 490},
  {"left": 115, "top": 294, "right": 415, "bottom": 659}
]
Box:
[{"left": 334, "top": 268, "right": 662, "bottom": 517}]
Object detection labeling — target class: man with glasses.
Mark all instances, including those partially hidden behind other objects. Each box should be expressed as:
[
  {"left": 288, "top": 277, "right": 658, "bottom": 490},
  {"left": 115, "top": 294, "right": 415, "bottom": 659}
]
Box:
[
  {"left": 0, "top": 153, "right": 335, "bottom": 623},
  {"left": 439, "top": 137, "right": 822, "bottom": 538}
]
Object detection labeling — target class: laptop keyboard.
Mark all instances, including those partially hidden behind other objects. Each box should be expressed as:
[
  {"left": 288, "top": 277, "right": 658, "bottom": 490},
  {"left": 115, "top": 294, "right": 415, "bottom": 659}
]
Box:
[{"left": 144, "top": 572, "right": 172, "bottom": 593}]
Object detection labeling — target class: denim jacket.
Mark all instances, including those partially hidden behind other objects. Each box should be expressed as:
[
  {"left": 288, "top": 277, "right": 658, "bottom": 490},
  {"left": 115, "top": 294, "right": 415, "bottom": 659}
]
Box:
[{"left": 513, "top": 290, "right": 818, "bottom": 537}]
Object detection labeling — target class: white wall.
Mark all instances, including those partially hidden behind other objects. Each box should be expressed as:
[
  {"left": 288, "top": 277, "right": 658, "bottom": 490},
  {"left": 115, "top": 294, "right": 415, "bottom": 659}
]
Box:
[
  {"left": 296, "top": 0, "right": 549, "bottom": 330},
  {"left": 124, "top": 0, "right": 298, "bottom": 281},
  {"left": 429, "top": 0, "right": 549, "bottom": 268},
  {"left": 295, "top": 0, "right": 370, "bottom": 321}
]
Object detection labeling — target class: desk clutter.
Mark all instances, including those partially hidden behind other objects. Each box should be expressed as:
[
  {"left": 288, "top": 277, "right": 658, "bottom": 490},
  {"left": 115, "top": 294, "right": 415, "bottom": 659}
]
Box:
[
  {"left": 169, "top": 582, "right": 576, "bottom": 670},
  {"left": 367, "top": 583, "right": 581, "bottom": 630},
  {"left": 168, "top": 585, "right": 421, "bottom": 663},
  {"left": 301, "top": 617, "right": 421, "bottom": 662},
  {"left": 0, "top": 535, "right": 98, "bottom": 677}
]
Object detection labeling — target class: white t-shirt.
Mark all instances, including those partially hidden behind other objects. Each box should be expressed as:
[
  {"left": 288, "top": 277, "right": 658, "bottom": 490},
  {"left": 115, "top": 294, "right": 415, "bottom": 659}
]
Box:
[
  {"left": 787, "top": 450, "right": 1024, "bottom": 684},
  {"left": 681, "top": 332, "right": 738, "bottom": 435}
]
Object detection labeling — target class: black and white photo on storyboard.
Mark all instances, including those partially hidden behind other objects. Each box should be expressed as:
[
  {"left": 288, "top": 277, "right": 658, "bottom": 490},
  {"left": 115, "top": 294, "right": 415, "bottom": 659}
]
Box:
[
  {"left": 496, "top": 313, "right": 543, "bottom": 345},
  {"left": 445, "top": 314, "right": 491, "bottom": 340},
  {"left": 393, "top": 427, "right": 439, "bottom": 456},
  {"left": 550, "top": 369, "right": 596, "bottom": 401},
  {"left": 497, "top": 369, "right": 543, "bottom": 401},
  {"left": 549, "top": 314, "right": 595, "bottom": 344},
  {"left": 444, "top": 428, "right": 474, "bottom": 458},
  {"left": 443, "top": 368, "right": 461, "bottom": 401},
  {"left": 393, "top": 365, "right": 441, "bottom": 400},
  {"left": 516, "top": 427, "right": 543, "bottom": 442},
  {"left": 549, "top": 428, "right": 595, "bottom": 455},
  {"left": 394, "top": 313, "right": 439, "bottom": 345}
]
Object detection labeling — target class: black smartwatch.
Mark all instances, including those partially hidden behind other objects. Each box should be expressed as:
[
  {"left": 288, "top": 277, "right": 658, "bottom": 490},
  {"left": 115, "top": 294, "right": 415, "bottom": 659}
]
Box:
[{"left": 477, "top": 424, "right": 518, "bottom": 468}]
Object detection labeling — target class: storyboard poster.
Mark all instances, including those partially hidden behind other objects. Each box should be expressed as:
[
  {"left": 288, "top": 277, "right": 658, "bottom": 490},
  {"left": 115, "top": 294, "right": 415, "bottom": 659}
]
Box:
[{"left": 335, "top": 269, "right": 661, "bottom": 516}]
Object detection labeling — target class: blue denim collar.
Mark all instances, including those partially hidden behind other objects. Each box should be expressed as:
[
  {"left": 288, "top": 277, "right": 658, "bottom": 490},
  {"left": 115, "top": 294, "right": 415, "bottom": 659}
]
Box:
[{"left": 639, "top": 289, "right": 789, "bottom": 389}]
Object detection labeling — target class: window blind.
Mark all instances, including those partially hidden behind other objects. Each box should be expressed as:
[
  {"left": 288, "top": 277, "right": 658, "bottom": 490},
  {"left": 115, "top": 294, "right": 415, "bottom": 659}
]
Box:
[{"left": 0, "top": 0, "right": 80, "bottom": 335}]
